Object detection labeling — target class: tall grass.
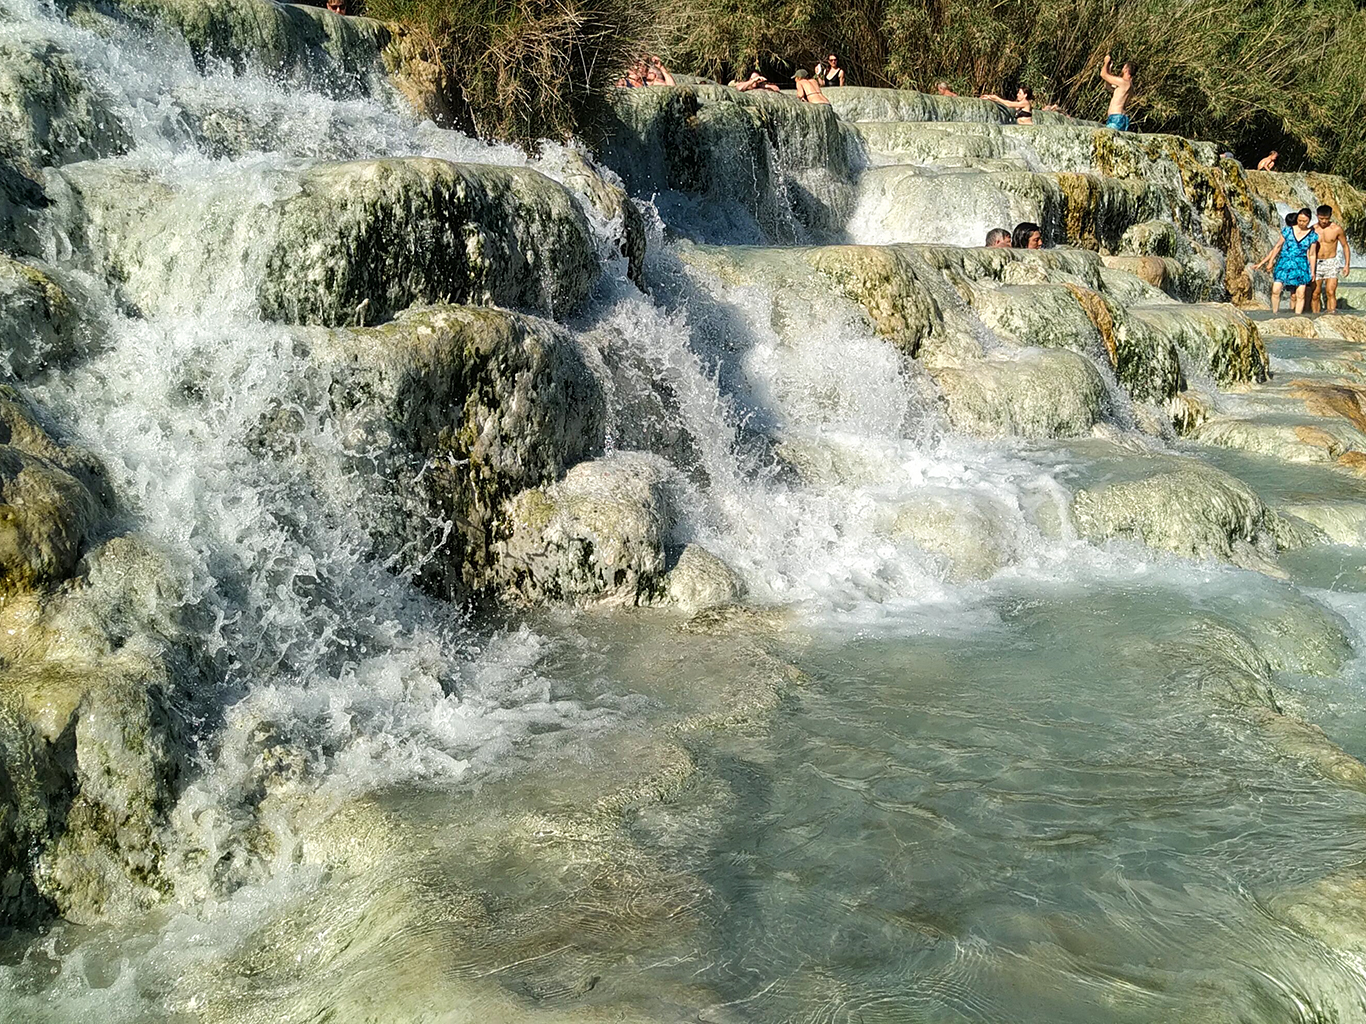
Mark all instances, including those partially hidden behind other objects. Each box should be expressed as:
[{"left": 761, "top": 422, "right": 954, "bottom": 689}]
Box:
[
  {"left": 658, "top": 0, "right": 1366, "bottom": 181},
  {"left": 362, "top": 0, "right": 658, "bottom": 149}
]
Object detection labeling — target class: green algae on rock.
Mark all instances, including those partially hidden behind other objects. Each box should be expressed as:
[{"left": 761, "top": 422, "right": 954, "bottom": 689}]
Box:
[
  {"left": 0, "top": 37, "right": 130, "bottom": 177},
  {"left": 298, "top": 304, "right": 605, "bottom": 598},
  {"left": 1070, "top": 461, "right": 1282, "bottom": 569},
  {"left": 261, "top": 159, "right": 599, "bottom": 325}
]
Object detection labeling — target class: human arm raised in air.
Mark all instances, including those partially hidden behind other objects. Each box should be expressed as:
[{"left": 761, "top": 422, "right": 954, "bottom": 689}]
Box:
[
  {"left": 1099, "top": 54, "right": 1124, "bottom": 88},
  {"left": 981, "top": 93, "right": 1026, "bottom": 109}
]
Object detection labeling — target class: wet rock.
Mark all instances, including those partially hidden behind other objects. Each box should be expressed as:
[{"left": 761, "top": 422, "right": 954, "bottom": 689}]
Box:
[
  {"left": 261, "top": 159, "right": 599, "bottom": 325},
  {"left": 0, "top": 254, "right": 88, "bottom": 377},
  {"left": 542, "top": 149, "right": 646, "bottom": 285},
  {"left": 1193, "top": 417, "right": 1366, "bottom": 465},
  {"left": 1126, "top": 303, "right": 1269, "bottom": 387},
  {"left": 932, "top": 349, "right": 1109, "bottom": 439},
  {"left": 890, "top": 489, "right": 1019, "bottom": 581},
  {"left": 1070, "top": 461, "right": 1281, "bottom": 568},
  {"left": 0, "top": 393, "right": 200, "bottom": 926},
  {"left": 598, "top": 85, "right": 859, "bottom": 242},
  {"left": 297, "top": 304, "right": 605, "bottom": 597},
  {"left": 53, "top": 158, "right": 598, "bottom": 324},
  {"left": 0, "top": 38, "right": 129, "bottom": 176},
  {"left": 663, "top": 544, "right": 746, "bottom": 613},
  {"left": 498, "top": 452, "right": 687, "bottom": 605},
  {"left": 103, "top": 0, "right": 391, "bottom": 97}
]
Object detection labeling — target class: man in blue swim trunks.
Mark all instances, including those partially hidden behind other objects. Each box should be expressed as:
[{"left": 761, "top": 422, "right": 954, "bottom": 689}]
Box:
[{"left": 1099, "top": 54, "right": 1134, "bottom": 131}]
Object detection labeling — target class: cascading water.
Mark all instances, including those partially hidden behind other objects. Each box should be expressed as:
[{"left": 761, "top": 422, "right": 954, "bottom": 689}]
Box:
[{"left": 6, "top": 0, "right": 1366, "bottom": 1020}]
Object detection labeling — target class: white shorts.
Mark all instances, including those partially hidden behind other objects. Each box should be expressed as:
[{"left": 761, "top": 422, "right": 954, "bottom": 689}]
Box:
[{"left": 1317, "top": 255, "right": 1344, "bottom": 281}]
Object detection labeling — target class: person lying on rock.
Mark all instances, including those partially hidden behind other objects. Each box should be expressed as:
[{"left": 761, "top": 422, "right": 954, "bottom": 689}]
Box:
[
  {"left": 1012, "top": 222, "right": 1044, "bottom": 249},
  {"left": 1257, "top": 150, "right": 1278, "bottom": 171},
  {"left": 1099, "top": 54, "right": 1134, "bottom": 131},
  {"left": 935, "top": 81, "right": 958, "bottom": 97},
  {"left": 1255, "top": 207, "right": 1318, "bottom": 314},
  {"left": 731, "top": 70, "right": 780, "bottom": 92},
  {"left": 985, "top": 227, "right": 1013, "bottom": 248},
  {"left": 794, "top": 69, "right": 831, "bottom": 104},
  {"left": 616, "top": 61, "right": 647, "bottom": 87},
  {"left": 1311, "top": 204, "right": 1350, "bottom": 313},
  {"left": 645, "top": 57, "right": 675, "bottom": 86},
  {"left": 981, "top": 86, "right": 1034, "bottom": 125}
]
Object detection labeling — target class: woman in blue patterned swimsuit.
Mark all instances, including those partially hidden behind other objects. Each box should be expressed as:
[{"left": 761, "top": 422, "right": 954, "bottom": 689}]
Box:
[{"left": 1255, "top": 207, "right": 1319, "bottom": 314}]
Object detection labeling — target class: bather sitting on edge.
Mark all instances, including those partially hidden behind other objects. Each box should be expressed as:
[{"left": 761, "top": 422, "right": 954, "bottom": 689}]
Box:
[{"left": 731, "top": 69, "right": 780, "bottom": 92}]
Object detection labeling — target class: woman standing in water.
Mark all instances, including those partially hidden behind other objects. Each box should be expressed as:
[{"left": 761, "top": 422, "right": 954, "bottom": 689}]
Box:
[{"left": 1256, "top": 207, "right": 1318, "bottom": 313}]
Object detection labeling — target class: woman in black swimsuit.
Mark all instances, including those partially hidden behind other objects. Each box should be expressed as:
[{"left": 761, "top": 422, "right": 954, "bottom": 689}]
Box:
[{"left": 980, "top": 86, "right": 1034, "bottom": 125}]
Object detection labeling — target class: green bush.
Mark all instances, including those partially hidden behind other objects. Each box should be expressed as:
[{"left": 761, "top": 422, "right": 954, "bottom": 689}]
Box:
[{"left": 362, "top": 0, "right": 658, "bottom": 149}]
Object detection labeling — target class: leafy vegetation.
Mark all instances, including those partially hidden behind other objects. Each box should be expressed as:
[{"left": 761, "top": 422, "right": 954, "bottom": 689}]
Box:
[
  {"left": 357, "top": 0, "right": 1366, "bottom": 181},
  {"left": 656, "top": 0, "right": 1366, "bottom": 181}
]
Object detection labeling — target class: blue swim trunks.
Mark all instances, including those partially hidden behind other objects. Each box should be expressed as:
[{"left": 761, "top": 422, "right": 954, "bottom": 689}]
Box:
[{"left": 1106, "top": 113, "right": 1130, "bottom": 131}]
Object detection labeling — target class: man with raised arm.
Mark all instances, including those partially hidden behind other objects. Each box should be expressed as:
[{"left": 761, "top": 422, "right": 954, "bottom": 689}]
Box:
[
  {"left": 1311, "top": 204, "right": 1351, "bottom": 313},
  {"left": 1099, "top": 54, "right": 1134, "bottom": 132}
]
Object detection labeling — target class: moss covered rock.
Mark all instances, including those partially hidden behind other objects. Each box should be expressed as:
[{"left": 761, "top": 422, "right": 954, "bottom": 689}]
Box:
[
  {"left": 261, "top": 159, "right": 598, "bottom": 325},
  {"left": 497, "top": 452, "right": 686, "bottom": 605},
  {"left": 0, "top": 38, "right": 129, "bottom": 177},
  {"left": 298, "top": 304, "right": 605, "bottom": 597}
]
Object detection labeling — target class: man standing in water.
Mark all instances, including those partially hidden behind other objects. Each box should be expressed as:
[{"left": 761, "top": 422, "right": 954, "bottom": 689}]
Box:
[
  {"left": 1099, "top": 54, "right": 1133, "bottom": 131},
  {"left": 1311, "top": 204, "right": 1350, "bottom": 312}
]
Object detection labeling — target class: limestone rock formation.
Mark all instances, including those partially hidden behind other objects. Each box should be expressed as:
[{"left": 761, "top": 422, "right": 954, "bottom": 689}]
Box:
[
  {"left": 932, "top": 349, "right": 1109, "bottom": 439},
  {"left": 498, "top": 452, "right": 690, "bottom": 605},
  {"left": 261, "top": 159, "right": 599, "bottom": 324},
  {"left": 0, "top": 390, "right": 200, "bottom": 926},
  {"left": 295, "top": 304, "right": 605, "bottom": 597}
]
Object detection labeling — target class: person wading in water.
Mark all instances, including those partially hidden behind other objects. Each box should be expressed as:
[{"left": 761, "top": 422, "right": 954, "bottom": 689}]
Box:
[{"left": 1255, "top": 207, "right": 1319, "bottom": 314}]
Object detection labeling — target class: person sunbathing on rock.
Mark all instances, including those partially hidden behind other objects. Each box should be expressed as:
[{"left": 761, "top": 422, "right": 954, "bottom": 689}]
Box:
[
  {"left": 1255, "top": 207, "right": 1318, "bottom": 314},
  {"left": 616, "top": 61, "right": 647, "bottom": 87},
  {"left": 644, "top": 57, "right": 675, "bottom": 86},
  {"left": 1012, "top": 222, "right": 1043, "bottom": 249},
  {"left": 981, "top": 86, "right": 1033, "bottom": 125},
  {"left": 794, "top": 69, "right": 831, "bottom": 104},
  {"left": 985, "top": 227, "right": 1013, "bottom": 248},
  {"left": 731, "top": 69, "right": 780, "bottom": 92},
  {"left": 1099, "top": 54, "right": 1134, "bottom": 131}
]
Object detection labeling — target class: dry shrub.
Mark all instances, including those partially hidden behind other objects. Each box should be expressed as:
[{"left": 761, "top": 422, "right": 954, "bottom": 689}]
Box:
[{"left": 363, "top": 0, "right": 659, "bottom": 149}]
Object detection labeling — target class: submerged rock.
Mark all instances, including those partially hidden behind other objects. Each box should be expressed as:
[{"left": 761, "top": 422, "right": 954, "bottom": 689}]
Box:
[{"left": 890, "top": 489, "right": 1020, "bottom": 581}]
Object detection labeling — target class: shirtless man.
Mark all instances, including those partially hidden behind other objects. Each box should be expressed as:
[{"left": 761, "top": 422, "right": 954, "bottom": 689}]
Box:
[
  {"left": 1311, "top": 204, "right": 1351, "bottom": 312},
  {"left": 1256, "top": 151, "right": 1278, "bottom": 171},
  {"left": 794, "top": 69, "right": 830, "bottom": 104},
  {"left": 1099, "top": 54, "right": 1134, "bottom": 131},
  {"left": 935, "top": 81, "right": 957, "bottom": 97}
]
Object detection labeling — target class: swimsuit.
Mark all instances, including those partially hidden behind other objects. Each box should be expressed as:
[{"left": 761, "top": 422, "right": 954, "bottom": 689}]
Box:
[
  {"left": 1273, "top": 226, "right": 1317, "bottom": 287},
  {"left": 1015, "top": 107, "right": 1032, "bottom": 124},
  {"left": 1316, "top": 254, "right": 1344, "bottom": 281},
  {"left": 1105, "top": 113, "right": 1130, "bottom": 131}
]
